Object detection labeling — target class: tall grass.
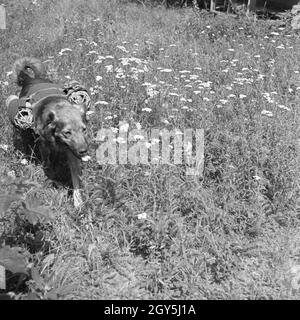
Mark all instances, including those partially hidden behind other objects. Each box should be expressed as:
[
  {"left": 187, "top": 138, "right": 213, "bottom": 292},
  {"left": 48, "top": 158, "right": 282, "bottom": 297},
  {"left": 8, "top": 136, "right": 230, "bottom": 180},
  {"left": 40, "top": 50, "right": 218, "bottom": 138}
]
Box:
[{"left": 0, "top": 0, "right": 299, "bottom": 299}]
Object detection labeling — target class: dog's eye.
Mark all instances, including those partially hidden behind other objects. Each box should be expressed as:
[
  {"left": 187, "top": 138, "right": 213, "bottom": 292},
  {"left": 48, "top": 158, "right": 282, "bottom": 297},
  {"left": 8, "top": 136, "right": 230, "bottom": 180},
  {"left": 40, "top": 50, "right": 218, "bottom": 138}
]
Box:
[
  {"left": 82, "top": 127, "right": 87, "bottom": 133},
  {"left": 63, "top": 131, "right": 72, "bottom": 138}
]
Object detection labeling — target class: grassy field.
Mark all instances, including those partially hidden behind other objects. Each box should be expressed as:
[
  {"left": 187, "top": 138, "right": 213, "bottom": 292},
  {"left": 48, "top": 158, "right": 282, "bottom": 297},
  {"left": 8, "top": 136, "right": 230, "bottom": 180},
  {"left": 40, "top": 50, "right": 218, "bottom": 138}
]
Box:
[{"left": 0, "top": 0, "right": 299, "bottom": 300}]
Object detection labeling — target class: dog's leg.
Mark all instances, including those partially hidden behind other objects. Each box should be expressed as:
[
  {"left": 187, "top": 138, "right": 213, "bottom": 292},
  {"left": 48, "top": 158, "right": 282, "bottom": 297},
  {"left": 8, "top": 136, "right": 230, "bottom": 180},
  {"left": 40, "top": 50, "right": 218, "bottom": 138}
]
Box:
[
  {"left": 66, "top": 149, "right": 83, "bottom": 208},
  {"left": 39, "top": 140, "right": 51, "bottom": 169}
]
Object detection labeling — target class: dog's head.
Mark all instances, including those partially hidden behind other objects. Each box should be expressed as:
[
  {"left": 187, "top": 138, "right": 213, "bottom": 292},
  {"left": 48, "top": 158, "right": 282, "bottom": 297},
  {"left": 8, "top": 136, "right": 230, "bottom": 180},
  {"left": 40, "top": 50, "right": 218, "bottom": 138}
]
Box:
[{"left": 36, "top": 100, "right": 88, "bottom": 159}]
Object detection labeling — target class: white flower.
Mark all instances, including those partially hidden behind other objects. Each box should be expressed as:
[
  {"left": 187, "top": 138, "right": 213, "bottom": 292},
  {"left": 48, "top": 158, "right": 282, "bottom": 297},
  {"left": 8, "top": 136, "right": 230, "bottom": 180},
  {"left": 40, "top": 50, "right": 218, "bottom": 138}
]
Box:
[
  {"left": 105, "top": 65, "right": 113, "bottom": 72},
  {"left": 0, "top": 144, "right": 8, "bottom": 152},
  {"left": 137, "top": 212, "right": 147, "bottom": 219},
  {"left": 81, "top": 155, "right": 91, "bottom": 162},
  {"left": 95, "top": 101, "right": 109, "bottom": 105},
  {"left": 110, "top": 127, "right": 119, "bottom": 134},
  {"left": 58, "top": 48, "right": 72, "bottom": 55},
  {"left": 220, "top": 99, "right": 228, "bottom": 104},
  {"left": 115, "top": 136, "right": 126, "bottom": 144},
  {"left": 119, "top": 122, "right": 129, "bottom": 132},
  {"left": 160, "top": 68, "right": 173, "bottom": 73},
  {"left": 261, "top": 110, "right": 273, "bottom": 117},
  {"left": 278, "top": 105, "right": 290, "bottom": 111},
  {"left": 142, "top": 107, "right": 152, "bottom": 112},
  {"left": 21, "top": 159, "right": 28, "bottom": 165},
  {"left": 133, "top": 135, "right": 144, "bottom": 141},
  {"left": 136, "top": 123, "right": 142, "bottom": 130},
  {"left": 116, "top": 45, "right": 128, "bottom": 53},
  {"left": 96, "top": 75, "right": 102, "bottom": 81},
  {"left": 239, "top": 94, "right": 247, "bottom": 99}
]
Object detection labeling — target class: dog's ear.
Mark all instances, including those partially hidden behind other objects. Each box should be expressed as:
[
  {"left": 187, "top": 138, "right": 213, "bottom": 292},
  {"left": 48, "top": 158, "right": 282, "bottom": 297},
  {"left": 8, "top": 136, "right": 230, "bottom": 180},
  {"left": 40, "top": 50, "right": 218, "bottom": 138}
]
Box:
[
  {"left": 35, "top": 110, "right": 56, "bottom": 138},
  {"left": 45, "top": 110, "right": 56, "bottom": 128}
]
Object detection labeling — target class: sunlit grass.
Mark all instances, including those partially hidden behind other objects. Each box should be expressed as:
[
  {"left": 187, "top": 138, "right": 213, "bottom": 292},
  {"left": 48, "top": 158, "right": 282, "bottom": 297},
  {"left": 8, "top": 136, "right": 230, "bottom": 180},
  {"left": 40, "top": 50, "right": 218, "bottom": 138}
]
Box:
[{"left": 0, "top": 0, "right": 299, "bottom": 299}]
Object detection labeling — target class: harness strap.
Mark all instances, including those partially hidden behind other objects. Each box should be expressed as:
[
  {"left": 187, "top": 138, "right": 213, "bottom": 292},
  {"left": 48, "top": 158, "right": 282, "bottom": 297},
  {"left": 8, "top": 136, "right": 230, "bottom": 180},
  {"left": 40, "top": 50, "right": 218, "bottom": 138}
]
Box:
[{"left": 19, "top": 87, "right": 66, "bottom": 108}]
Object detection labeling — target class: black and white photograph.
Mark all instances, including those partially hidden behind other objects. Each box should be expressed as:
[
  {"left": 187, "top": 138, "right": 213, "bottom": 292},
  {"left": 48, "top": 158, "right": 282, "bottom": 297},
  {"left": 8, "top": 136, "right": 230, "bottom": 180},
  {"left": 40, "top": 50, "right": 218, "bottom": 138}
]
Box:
[{"left": 0, "top": 0, "right": 299, "bottom": 302}]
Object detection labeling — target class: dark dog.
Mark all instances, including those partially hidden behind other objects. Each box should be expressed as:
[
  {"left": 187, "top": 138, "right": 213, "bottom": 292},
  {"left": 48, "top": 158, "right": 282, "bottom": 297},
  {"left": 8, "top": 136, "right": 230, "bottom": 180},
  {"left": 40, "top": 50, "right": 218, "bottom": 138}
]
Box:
[{"left": 14, "top": 57, "right": 89, "bottom": 207}]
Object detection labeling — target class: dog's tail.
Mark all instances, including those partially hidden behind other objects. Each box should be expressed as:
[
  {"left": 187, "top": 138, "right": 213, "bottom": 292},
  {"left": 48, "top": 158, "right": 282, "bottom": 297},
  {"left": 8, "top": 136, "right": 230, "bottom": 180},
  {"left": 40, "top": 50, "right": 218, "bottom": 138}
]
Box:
[{"left": 14, "top": 57, "right": 46, "bottom": 86}]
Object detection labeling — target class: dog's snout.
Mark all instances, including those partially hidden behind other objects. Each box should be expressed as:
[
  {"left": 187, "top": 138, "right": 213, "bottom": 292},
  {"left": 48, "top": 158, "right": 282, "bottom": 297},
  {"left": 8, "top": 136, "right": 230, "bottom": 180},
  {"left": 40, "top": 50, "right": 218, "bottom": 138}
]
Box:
[{"left": 78, "top": 148, "right": 88, "bottom": 156}]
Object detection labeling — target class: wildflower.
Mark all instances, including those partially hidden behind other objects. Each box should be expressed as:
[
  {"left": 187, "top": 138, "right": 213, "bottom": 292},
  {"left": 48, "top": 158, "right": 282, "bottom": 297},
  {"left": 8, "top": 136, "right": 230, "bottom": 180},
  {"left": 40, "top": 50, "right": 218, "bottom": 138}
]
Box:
[
  {"left": 95, "top": 101, "right": 109, "bottom": 106},
  {"left": 58, "top": 48, "right": 72, "bottom": 55},
  {"left": 261, "top": 110, "right": 273, "bottom": 117},
  {"left": 278, "top": 105, "right": 290, "bottom": 111},
  {"left": 115, "top": 137, "right": 126, "bottom": 144},
  {"left": 116, "top": 45, "right": 128, "bottom": 53},
  {"left": 160, "top": 68, "right": 173, "bottom": 73},
  {"left": 119, "top": 122, "right": 129, "bottom": 133},
  {"left": 142, "top": 107, "right": 152, "bottom": 112},
  {"left": 0, "top": 144, "right": 8, "bottom": 151},
  {"left": 95, "top": 58, "right": 104, "bottom": 64},
  {"left": 95, "top": 75, "right": 102, "bottom": 81},
  {"left": 110, "top": 127, "right": 119, "bottom": 134},
  {"left": 21, "top": 159, "right": 28, "bottom": 165},
  {"left": 133, "top": 134, "right": 144, "bottom": 141},
  {"left": 87, "top": 50, "right": 97, "bottom": 55},
  {"left": 220, "top": 99, "right": 228, "bottom": 104},
  {"left": 253, "top": 175, "right": 261, "bottom": 180},
  {"left": 239, "top": 94, "right": 247, "bottom": 99},
  {"left": 137, "top": 212, "right": 147, "bottom": 219},
  {"left": 105, "top": 65, "right": 113, "bottom": 72},
  {"left": 82, "top": 155, "right": 91, "bottom": 162}
]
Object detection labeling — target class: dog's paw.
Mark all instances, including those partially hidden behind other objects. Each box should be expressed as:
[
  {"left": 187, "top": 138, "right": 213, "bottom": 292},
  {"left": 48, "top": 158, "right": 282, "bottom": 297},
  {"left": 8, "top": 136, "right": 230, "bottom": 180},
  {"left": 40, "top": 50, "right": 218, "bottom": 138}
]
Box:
[{"left": 73, "top": 189, "right": 83, "bottom": 208}]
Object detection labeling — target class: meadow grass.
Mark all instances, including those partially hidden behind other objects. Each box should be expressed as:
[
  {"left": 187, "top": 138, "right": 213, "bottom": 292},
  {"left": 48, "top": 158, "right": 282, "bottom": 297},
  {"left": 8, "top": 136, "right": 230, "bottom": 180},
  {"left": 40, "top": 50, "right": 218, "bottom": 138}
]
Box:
[{"left": 0, "top": 0, "right": 299, "bottom": 299}]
